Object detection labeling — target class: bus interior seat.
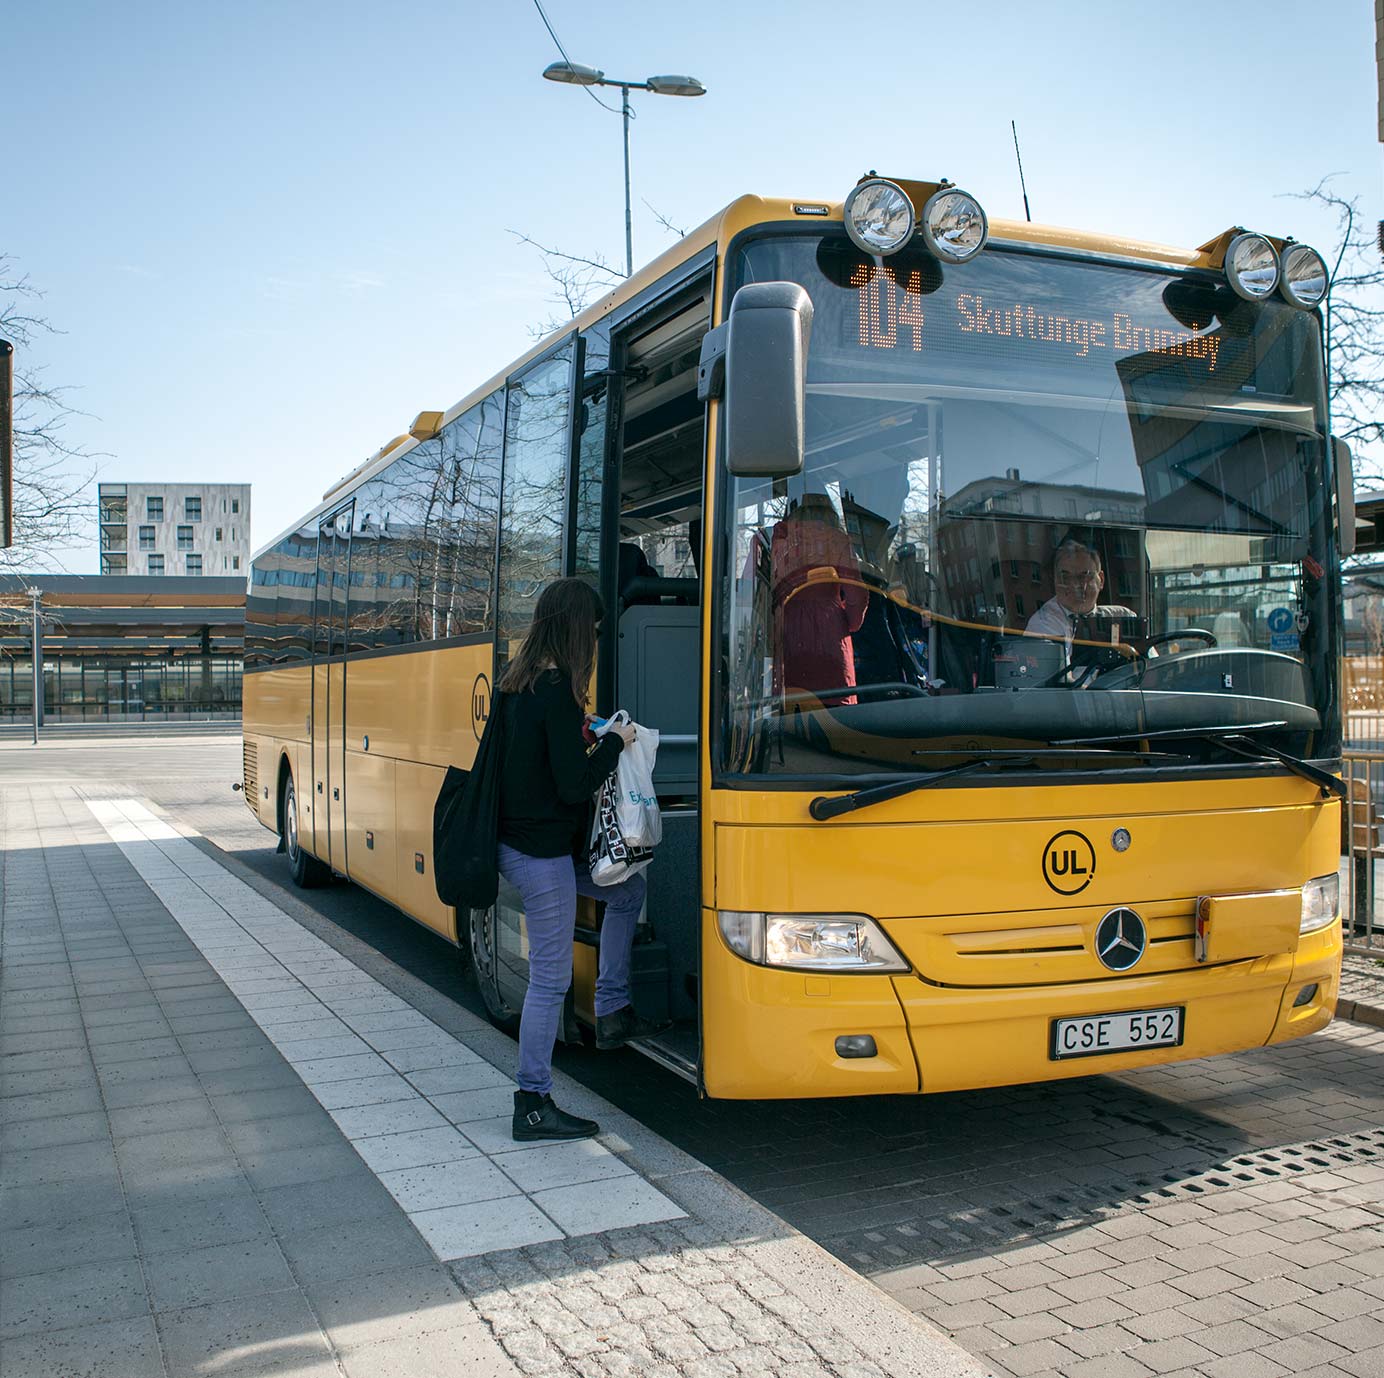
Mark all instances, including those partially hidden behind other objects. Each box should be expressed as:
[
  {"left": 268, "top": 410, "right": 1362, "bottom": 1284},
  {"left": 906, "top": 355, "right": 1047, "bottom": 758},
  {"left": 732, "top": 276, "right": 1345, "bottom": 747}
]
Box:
[
  {"left": 619, "top": 574, "right": 698, "bottom": 608},
  {"left": 617, "top": 542, "right": 657, "bottom": 604}
]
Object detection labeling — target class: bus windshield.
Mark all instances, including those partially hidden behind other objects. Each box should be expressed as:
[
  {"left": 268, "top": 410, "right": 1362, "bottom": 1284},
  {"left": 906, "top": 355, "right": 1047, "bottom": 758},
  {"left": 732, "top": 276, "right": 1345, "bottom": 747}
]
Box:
[{"left": 720, "top": 234, "right": 1338, "bottom": 780}]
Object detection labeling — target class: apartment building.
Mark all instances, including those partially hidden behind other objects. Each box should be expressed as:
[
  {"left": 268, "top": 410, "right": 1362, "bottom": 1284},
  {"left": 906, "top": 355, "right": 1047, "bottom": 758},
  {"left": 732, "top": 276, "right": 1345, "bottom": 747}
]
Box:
[{"left": 99, "top": 482, "right": 251, "bottom": 576}]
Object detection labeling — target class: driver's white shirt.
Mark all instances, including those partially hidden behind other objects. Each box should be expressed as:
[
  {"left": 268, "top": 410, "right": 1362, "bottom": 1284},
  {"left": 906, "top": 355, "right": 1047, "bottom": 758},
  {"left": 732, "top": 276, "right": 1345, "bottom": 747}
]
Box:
[
  {"left": 1025, "top": 597, "right": 1077, "bottom": 653},
  {"left": 1025, "top": 598, "right": 1137, "bottom": 660}
]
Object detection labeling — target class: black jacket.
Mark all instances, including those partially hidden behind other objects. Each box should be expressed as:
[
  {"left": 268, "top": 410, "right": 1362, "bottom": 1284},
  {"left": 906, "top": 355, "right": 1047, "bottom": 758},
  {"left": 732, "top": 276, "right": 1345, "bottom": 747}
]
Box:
[{"left": 498, "top": 670, "right": 623, "bottom": 858}]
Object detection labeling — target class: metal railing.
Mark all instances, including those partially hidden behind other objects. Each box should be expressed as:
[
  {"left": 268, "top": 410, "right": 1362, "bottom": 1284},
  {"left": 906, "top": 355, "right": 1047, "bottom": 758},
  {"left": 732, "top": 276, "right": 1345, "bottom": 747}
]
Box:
[{"left": 1341, "top": 749, "right": 1383, "bottom": 956}]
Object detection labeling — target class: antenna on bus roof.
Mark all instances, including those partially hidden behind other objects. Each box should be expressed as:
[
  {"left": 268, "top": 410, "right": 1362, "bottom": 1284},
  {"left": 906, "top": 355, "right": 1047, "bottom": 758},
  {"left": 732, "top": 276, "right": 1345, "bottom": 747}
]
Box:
[{"left": 1011, "top": 120, "right": 1032, "bottom": 223}]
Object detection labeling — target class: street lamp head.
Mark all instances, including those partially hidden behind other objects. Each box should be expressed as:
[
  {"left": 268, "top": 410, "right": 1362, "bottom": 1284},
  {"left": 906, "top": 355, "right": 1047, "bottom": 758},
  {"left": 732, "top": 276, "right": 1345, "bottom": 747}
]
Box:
[
  {"left": 646, "top": 74, "right": 706, "bottom": 97},
  {"left": 543, "top": 60, "right": 605, "bottom": 86}
]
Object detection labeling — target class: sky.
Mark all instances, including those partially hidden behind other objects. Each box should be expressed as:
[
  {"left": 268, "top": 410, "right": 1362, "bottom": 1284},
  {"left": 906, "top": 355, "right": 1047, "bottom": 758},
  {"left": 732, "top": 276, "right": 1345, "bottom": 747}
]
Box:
[{"left": 5, "top": 0, "right": 1381, "bottom": 572}]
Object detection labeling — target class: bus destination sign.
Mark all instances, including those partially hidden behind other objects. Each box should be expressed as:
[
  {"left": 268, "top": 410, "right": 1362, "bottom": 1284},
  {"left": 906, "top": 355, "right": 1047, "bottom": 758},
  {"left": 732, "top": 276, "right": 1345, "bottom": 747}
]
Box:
[{"left": 848, "top": 262, "right": 1222, "bottom": 373}]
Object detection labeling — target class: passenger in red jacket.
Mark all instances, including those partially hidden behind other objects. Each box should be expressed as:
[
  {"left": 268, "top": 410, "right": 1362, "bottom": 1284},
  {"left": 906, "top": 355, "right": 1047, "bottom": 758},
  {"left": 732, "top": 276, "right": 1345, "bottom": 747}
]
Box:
[{"left": 770, "top": 494, "right": 870, "bottom": 705}]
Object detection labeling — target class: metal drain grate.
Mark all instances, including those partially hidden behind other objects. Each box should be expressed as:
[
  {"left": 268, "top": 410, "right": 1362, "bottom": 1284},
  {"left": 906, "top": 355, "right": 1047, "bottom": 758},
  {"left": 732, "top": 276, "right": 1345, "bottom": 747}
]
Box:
[
  {"left": 829, "top": 1126, "right": 1384, "bottom": 1271},
  {"left": 1126, "top": 1126, "right": 1384, "bottom": 1206}
]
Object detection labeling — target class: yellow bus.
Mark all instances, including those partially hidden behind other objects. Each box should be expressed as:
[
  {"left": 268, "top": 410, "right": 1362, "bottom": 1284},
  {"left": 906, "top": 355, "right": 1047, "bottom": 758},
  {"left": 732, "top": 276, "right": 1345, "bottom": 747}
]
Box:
[{"left": 243, "top": 175, "right": 1351, "bottom": 1098}]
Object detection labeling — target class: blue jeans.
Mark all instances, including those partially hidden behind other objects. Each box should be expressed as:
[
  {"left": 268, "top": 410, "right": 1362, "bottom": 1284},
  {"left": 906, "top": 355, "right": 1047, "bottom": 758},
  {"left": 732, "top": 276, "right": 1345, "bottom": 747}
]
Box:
[{"left": 497, "top": 843, "right": 647, "bottom": 1096}]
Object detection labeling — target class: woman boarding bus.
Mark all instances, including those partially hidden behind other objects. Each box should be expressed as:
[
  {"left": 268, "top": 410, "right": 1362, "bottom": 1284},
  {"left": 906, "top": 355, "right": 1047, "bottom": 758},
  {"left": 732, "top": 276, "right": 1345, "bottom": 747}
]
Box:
[{"left": 490, "top": 577, "right": 665, "bottom": 1140}]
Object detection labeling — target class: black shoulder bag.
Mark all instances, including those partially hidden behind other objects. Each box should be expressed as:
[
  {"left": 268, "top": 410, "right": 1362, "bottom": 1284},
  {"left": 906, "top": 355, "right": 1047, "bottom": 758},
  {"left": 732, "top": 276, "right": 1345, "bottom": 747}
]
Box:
[{"left": 433, "top": 691, "right": 505, "bottom": 910}]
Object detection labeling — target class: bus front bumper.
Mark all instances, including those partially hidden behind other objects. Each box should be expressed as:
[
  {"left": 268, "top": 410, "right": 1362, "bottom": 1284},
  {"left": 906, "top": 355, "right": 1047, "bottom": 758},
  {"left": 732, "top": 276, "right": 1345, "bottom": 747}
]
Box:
[
  {"left": 893, "top": 925, "right": 1341, "bottom": 1094},
  {"left": 700, "top": 916, "right": 1341, "bottom": 1099}
]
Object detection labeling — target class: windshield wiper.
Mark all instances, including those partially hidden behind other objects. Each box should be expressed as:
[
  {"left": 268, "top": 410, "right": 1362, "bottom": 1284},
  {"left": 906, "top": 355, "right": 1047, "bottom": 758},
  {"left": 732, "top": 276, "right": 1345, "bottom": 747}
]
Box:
[
  {"left": 1053, "top": 722, "right": 1345, "bottom": 799},
  {"left": 809, "top": 756, "right": 1024, "bottom": 820},
  {"left": 808, "top": 747, "right": 1182, "bottom": 821},
  {"left": 1206, "top": 733, "right": 1346, "bottom": 799}
]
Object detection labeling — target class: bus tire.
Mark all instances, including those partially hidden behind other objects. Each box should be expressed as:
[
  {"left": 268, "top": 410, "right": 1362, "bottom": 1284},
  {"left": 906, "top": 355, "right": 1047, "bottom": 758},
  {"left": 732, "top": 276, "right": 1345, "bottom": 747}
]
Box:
[
  {"left": 283, "top": 772, "right": 329, "bottom": 889},
  {"left": 467, "top": 906, "right": 521, "bottom": 1034}
]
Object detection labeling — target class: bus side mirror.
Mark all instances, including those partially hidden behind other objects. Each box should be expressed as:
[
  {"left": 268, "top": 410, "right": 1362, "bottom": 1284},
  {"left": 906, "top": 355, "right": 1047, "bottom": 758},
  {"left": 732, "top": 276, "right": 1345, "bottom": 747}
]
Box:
[
  {"left": 1335, "top": 436, "right": 1356, "bottom": 558},
  {"left": 711, "top": 281, "right": 813, "bottom": 478}
]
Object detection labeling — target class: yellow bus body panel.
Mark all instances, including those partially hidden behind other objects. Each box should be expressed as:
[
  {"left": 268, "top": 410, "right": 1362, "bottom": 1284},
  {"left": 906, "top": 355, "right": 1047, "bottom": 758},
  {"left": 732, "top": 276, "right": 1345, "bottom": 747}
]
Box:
[
  {"left": 243, "top": 643, "right": 493, "bottom": 944},
  {"left": 343, "top": 749, "right": 398, "bottom": 902},
  {"left": 699, "top": 924, "right": 919, "bottom": 1098},
  {"left": 343, "top": 643, "right": 490, "bottom": 770},
  {"left": 393, "top": 758, "right": 456, "bottom": 940},
  {"left": 701, "top": 775, "right": 1342, "bottom": 1098},
  {"left": 242, "top": 665, "right": 312, "bottom": 831}
]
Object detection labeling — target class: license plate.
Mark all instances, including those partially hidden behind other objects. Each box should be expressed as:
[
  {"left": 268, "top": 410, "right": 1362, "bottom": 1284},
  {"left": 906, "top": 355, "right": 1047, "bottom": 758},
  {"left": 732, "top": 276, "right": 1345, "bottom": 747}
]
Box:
[{"left": 1050, "top": 1006, "right": 1184, "bottom": 1060}]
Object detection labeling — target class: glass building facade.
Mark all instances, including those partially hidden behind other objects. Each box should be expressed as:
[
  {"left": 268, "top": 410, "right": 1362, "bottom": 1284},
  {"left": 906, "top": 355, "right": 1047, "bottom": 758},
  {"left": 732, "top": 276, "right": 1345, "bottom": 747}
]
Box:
[{"left": 0, "top": 576, "right": 245, "bottom": 723}]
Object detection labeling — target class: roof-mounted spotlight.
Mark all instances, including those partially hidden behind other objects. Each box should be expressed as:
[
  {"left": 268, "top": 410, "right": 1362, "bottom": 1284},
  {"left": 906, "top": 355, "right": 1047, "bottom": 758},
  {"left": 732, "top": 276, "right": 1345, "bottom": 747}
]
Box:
[
  {"left": 919, "top": 187, "right": 989, "bottom": 265},
  {"left": 843, "top": 178, "right": 915, "bottom": 256},
  {"left": 1278, "top": 243, "right": 1328, "bottom": 310},
  {"left": 1224, "top": 232, "right": 1280, "bottom": 302}
]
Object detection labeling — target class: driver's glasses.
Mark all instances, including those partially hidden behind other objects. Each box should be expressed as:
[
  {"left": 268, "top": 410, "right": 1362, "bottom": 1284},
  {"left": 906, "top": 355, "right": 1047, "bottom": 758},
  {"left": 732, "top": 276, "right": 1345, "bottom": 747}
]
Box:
[{"left": 1056, "top": 571, "right": 1099, "bottom": 589}]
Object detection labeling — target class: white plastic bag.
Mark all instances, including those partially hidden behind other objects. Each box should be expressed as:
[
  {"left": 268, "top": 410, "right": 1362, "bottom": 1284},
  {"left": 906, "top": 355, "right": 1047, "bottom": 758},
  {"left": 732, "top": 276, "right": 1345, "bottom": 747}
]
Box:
[
  {"left": 595, "top": 711, "right": 661, "bottom": 849},
  {"left": 588, "top": 771, "right": 653, "bottom": 887}
]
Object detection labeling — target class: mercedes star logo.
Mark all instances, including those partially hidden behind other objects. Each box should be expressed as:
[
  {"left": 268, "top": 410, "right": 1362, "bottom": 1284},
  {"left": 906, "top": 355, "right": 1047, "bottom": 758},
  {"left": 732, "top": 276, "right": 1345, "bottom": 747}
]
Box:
[{"left": 1095, "top": 907, "right": 1146, "bottom": 972}]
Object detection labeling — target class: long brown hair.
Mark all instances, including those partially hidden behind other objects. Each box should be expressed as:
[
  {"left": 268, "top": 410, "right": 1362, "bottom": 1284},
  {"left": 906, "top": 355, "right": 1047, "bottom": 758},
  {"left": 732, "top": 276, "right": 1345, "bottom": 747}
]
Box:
[{"left": 497, "top": 577, "right": 603, "bottom": 706}]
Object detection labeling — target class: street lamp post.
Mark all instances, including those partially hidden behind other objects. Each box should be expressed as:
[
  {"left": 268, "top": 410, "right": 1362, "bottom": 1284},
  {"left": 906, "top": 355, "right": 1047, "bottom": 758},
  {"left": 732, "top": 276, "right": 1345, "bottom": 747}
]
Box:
[
  {"left": 542, "top": 61, "right": 705, "bottom": 278},
  {"left": 28, "top": 586, "right": 42, "bottom": 745},
  {"left": 1, "top": 338, "right": 14, "bottom": 549}
]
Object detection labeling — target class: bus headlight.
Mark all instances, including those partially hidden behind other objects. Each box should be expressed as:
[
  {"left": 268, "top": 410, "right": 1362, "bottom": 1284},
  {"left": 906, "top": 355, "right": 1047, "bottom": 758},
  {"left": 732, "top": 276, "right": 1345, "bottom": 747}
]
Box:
[
  {"left": 1224, "top": 232, "right": 1280, "bottom": 301},
  {"left": 1279, "top": 243, "right": 1328, "bottom": 310},
  {"left": 920, "top": 188, "right": 989, "bottom": 264},
  {"left": 843, "top": 179, "right": 915, "bottom": 256},
  {"left": 1300, "top": 874, "right": 1339, "bottom": 934},
  {"left": 717, "top": 911, "right": 910, "bottom": 973}
]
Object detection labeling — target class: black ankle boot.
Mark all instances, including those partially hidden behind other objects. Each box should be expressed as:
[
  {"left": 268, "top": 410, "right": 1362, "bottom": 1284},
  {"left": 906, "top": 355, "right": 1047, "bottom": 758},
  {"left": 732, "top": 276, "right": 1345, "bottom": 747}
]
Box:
[
  {"left": 512, "top": 1090, "right": 599, "bottom": 1143},
  {"left": 595, "top": 1005, "right": 673, "bottom": 1051}
]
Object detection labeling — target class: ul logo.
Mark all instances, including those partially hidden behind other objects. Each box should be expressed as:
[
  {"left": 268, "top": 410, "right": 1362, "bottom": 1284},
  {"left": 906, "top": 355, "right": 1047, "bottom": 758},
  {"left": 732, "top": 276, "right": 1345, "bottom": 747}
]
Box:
[
  {"left": 471, "top": 672, "right": 491, "bottom": 741},
  {"left": 1042, "top": 829, "right": 1096, "bottom": 896}
]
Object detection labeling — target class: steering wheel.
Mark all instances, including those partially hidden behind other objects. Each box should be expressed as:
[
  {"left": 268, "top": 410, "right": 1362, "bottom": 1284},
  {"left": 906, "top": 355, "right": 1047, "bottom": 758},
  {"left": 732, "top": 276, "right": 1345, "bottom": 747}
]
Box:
[
  {"left": 1142, "top": 629, "right": 1217, "bottom": 659},
  {"left": 1040, "top": 636, "right": 1140, "bottom": 689},
  {"left": 1042, "top": 661, "right": 1103, "bottom": 689}
]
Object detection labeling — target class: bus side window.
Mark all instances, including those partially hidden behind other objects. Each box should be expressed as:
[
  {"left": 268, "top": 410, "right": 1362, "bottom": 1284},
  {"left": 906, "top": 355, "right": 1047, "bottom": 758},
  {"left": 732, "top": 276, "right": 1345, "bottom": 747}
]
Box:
[{"left": 498, "top": 345, "right": 575, "bottom": 661}]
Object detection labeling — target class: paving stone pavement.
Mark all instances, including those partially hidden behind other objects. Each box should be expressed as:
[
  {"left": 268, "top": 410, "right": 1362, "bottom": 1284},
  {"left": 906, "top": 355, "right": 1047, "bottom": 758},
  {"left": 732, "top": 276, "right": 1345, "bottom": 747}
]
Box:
[
  {"left": 7, "top": 739, "right": 1384, "bottom": 1378},
  {"left": 871, "top": 1120, "right": 1384, "bottom": 1377},
  {"left": 1339, "top": 953, "right": 1384, "bottom": 1027},
  {"left": 0, "top": 782, "right": 988, "bottom": 1378},
  {"left": 857, "top": 1019, "right": 1384, "bottom": 1378}
]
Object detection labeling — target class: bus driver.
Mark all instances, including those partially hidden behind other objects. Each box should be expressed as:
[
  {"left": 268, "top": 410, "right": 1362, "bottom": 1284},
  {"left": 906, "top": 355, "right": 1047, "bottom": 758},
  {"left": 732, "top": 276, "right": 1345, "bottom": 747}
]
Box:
[{"left": 1025, "top": 537, "right": 1129, "bottom": 658}]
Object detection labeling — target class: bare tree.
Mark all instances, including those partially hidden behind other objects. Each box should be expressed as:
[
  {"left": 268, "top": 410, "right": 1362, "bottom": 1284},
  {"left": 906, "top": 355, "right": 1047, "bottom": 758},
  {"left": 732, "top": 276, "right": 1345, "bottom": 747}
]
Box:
[
  {"left": 641, "top": 199, "right": 688, "bottom": 240},
  {"left": 509, "top": 232, "right": 624, "bottom": 339},
  {"left": 510, "top": 202, "right": 688, "bottom": 338},
  {"left": 1290, "top": 182, "right": 1384, "bottom": 478},
  {"left": 0, "top": 255, "right": 99, "bottom": 574}
]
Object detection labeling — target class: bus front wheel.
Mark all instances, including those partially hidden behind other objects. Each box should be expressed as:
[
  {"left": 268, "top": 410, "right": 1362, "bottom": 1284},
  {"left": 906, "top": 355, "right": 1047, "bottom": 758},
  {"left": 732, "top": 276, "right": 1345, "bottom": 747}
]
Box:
[
  {"left": 283, "top": 773, "right": 329, "bottom": 889},
  {"left": 467, "top": 907, "right": 521, "bottom": 1033}
]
